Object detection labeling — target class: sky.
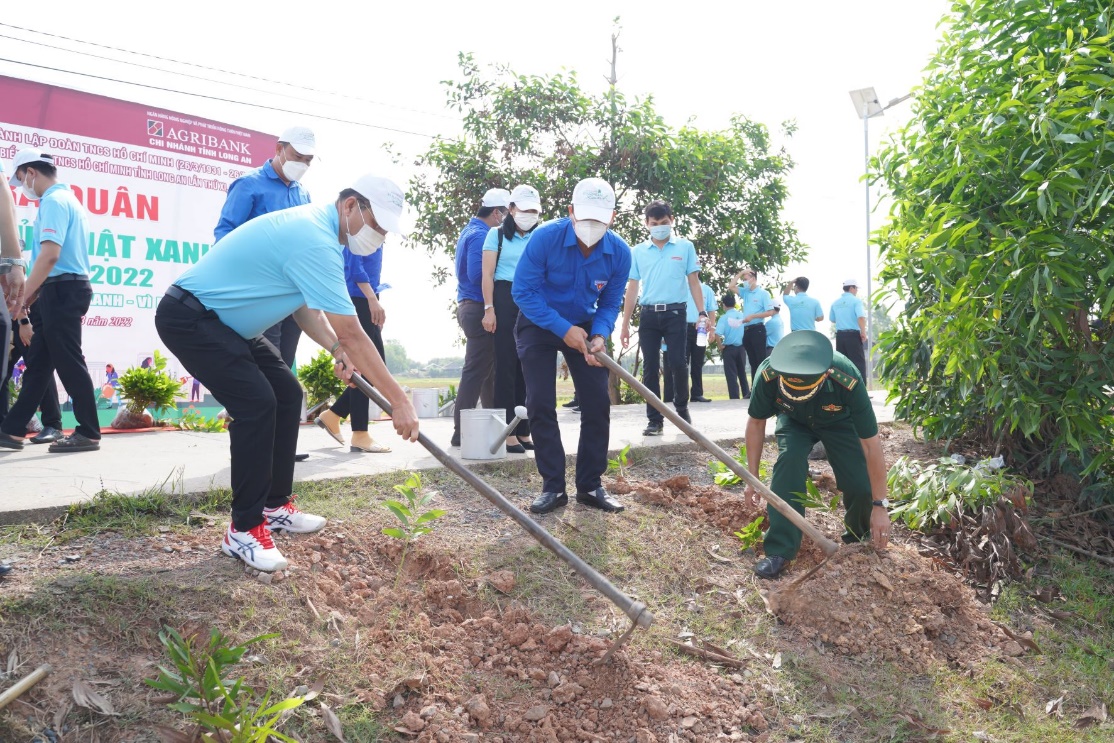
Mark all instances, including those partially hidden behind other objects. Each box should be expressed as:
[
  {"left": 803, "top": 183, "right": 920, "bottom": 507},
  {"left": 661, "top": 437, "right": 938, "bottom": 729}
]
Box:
[{"left": 0, "top": 0, "right": 953, "bottom": 363}]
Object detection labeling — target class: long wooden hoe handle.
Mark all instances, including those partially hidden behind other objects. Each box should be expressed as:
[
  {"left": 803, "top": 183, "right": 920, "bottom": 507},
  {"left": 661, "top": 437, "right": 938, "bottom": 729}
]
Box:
[
  {"left": 349, "top": 373, "right": 654, "bottom": 630},
  {"left": 0, "top": 663, "right": 51, "bottom": 711},
  {"left": 594, "top": 351, "right": 840, "bottom": 556}
]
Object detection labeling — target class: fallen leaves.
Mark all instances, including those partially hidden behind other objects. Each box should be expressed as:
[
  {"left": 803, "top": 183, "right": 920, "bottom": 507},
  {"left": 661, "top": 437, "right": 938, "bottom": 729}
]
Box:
[
  {"left": 1074, "top": 702, "right": 1108, "bottom": 730},
  {"left": 321, "top": 701, "right": 346, "bottom": 741},
  {"left": 1045, "top": 693, "right": 1065, "bottom": 718},
  {"left": 72, "top": 678, "right": 118, "bottom": 716},
  {"left": 992, "top": 622, "right": 1041, "bottom": 654}
]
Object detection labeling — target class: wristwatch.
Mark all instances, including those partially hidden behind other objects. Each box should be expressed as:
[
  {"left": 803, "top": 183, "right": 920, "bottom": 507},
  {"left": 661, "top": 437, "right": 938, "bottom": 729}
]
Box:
[
  {"left": 0, "top": 257, "right": 28, "bottom": 275},
  {"left": 484, "top": 304, "right": 494, "bottom": 310},
  {"left": 699, "top": 311, "right": 708, "bottom": 317},
  {"left": 18, "top": 318, "right": 30, "bottom": 326},
  {"left": 872, "top": 498, "right": 890, "bottom": 508}
]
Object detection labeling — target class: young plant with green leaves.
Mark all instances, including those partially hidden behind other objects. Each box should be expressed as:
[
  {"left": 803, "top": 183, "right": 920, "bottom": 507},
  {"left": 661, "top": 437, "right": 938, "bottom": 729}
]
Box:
[
  {"left": 733, "top": 516, "right": 766, "bottom": 551},
  {"left": 177, "top": 408, "right": 226, "bottom": 433},
  {"left": 606, "top": 444, "right": 633, "bottom": 479},
  {"left": 146, "top": 626, "right": 304, "bottom": 742},
  {"left": 794, "top": 477, "right": 840, "bottom": 513},
  {"left": 296, "top": 349, "right": 346, "bottom": 408},
  {"left": 382, "top": 473, "right": 446, "bottom": 588},
  {"left": 887, "top": 456, "right": 1032, "bottom": 531},
  {"left": 707, "top": 444, "right": 769, "bottom": 487}
]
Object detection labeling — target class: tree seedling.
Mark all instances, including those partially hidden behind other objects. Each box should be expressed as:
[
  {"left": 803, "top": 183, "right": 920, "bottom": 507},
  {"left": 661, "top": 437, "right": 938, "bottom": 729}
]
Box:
[{"left": 382, "top": 473, "right": 446, "bottom": 590}]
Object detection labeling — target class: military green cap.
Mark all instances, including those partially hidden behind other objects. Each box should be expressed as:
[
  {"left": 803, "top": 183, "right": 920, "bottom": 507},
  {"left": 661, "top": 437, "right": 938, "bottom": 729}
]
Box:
[{"left": 768, "top": 330, "right": 833, "bottom": 376}]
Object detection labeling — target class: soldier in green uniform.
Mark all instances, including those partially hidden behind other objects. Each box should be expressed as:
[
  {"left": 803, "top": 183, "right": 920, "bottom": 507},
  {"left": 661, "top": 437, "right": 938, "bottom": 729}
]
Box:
[{"left": 743, "top": 330, "right": 891, "bottom": 578}]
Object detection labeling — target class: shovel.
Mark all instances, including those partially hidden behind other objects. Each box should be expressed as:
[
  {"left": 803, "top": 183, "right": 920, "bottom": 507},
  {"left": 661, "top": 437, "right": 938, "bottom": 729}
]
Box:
[
  {"left": 348, "top": 372, "right": 654, "bottom": 659},
  {"left": 594, "top": 352, "right": 840, "bottom": 556}
]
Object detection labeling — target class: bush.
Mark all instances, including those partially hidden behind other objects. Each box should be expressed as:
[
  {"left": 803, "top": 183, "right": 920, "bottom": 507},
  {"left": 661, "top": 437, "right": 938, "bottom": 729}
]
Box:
[
  {"left": 116, "top": 350, "right": 180, "bottom": 422},
  {"left": 297, "top": 349, "right": 345, "bottom": 407}
]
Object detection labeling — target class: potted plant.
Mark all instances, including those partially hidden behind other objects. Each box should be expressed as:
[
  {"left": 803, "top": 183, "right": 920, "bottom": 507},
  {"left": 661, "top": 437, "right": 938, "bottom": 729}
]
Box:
[
  {"left": 297, "top": 349, "right": 346, "bottom": 419},
  {"left": 112, "top": 350, "right": 182, "bottom": 429}
]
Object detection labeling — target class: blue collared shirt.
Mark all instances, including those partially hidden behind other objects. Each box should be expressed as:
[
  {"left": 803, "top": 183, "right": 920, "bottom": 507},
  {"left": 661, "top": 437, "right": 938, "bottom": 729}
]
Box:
[
  {"left": 512, "top": 218, "right": 632, "bottom": 339},
  {"left": 766, "top": 306, "right": 784, "bottom": 347},
  {"left": 686, "top": 282, "right": 716, "bottom": 323},
  {"left": 737, "top": 285, "right": 774, "bottom": 326},
  {"left": 34, "top": 184, "right": 90, "bottom": 278},
  {"left": 213, "top": 160, "right": 310, "bottom": 242},
  {"left": 715, "top": 308, "right": 746, "bottom": 346},
  {"left": 455, "top": 217, "right": 490, "bottom": 303},
  {"left": 177, "top": 203, "right": 355, "bottom": 339},
  {"left": 629, "top": 236, "right": 699, "bottom": 305},
  {"left": 482, "top": 225, "right": 533, "bottom": 282},
  {"left": 782, "top": 291, "right": 824, "bottom": 331},
  {"left": 344, "top": 246, "right": 384, "bottom": 299},
  {"left": 830, "top": 291, "right": 866, "bottom": 331}
]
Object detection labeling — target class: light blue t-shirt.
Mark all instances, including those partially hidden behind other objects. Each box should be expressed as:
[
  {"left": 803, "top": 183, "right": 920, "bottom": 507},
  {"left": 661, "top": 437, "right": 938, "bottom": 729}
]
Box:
[
  {"left": 629, "top": 237, "right": 699, "bottom": 305},
  {"left": 482, "top": 226, "right": 533, "bottom": 282},
  {"left": 715, "top": 308, "right": 746, "bottom": 346},
  {"left": 766, "top": 304, "right": 784, "bottom": 347},
  {"left": 33, "top": 184, "right": 91, "bottom": 278},
  {"left": 830, "top": 291, "right": 867, "bottom": 331},
  {"left": 176, "top": 203, "right": 355, "bottom": 339},
  {"left": 737, "top": 285, "right": 774, "bottom": 326},
  {"left": 782, "top": 291, "right": 823, "bottom": 331},
  {"left": 685, "top": 282, "right": 716, "bottom": 323}
]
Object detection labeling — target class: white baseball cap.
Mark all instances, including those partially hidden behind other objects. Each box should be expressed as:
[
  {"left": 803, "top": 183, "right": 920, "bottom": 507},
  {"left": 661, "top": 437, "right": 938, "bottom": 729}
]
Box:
[
  {"left": 510, "top": 184, "right": 542, "bottom": 212},
  {"left": 8, "top": 149, "right": 54, "bottom": 185},
  {"left": 279, "top": 126, "right": 316, "bottom": 156},
  {"left": 481, "top": 188, "right": 511, "bottom": 208},
  {"left": 843, "top": 278, "right": 859, "bottom": 288},
  {"left": 351, "top": 174, "right": 407, "bottom": 235},
  {"left": 571, "top": 177, "right": 616, "bottom": 222}
]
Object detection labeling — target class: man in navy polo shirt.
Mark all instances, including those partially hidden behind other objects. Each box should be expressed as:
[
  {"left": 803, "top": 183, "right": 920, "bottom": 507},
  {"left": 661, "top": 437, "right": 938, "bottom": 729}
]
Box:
[
  {"left": 620, "top": 199, "right": 704, "bottom": 436},
  {"left": 451, "top": 187, "right": 509, "bottom": 448},
  {"left": 513, "top": 177, "right": 631, "bottom": 515},
  {"left": 729, "top": 267, "right": 778, "bottom": 387},
  {"left": 1, "top": 150, "right": 99, "bottom": 453}
]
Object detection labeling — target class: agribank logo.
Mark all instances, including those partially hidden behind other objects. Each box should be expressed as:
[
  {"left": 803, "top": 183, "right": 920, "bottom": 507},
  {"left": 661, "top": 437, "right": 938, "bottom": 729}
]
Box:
[{"left": 147, "top": 120, "right": 164, "bottom": 137}]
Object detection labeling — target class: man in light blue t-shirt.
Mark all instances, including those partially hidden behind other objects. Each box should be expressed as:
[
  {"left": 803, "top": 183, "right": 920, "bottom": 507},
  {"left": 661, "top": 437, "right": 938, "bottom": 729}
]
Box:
[
  {"left": 781, "top": 276, "right": 824, "bottom": 332},
  {"left": 156, "top": 174, "right": 419, "bottom": 574},
  {"left": 829, "top": 277, "right": 868, "bottom": 380},
  {"left": 729, "top": 267, "right": 778, "bottom": 387}
]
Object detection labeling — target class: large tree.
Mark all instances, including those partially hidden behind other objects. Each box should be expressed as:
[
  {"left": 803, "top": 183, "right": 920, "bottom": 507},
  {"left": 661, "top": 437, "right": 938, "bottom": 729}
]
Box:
[
  {"left": 875, "top": 0, "right": 1114, "bottom": 476},
  {"left": 407, "top": 52, "right": 804, "bottom": 292}
]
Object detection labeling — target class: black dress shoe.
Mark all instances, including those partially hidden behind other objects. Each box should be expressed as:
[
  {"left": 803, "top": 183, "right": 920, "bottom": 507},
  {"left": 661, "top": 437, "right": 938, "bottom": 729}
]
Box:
[
  {"left": 506, "top": 443, "right": 527, "bottom": 454},
  {"left": 692, "top": 395, "right": 712, "bottom": 403},
  {"left": 30, "top": 426, "right": 63, "bottom": 444},
  {"left": 519, "top": 440, "right": 535, "bottom": 451},
  {"left": 530, "top": 492, "right": 568, "bottom": 514},
  {"left": 754, "top": 555, "right": 790, "bottom": 579},
  {"left": 0, "top": 435, "right": 24, "bottom": 450},
  {"left": 0, "top": 564, "right": 11, "bottom": 578},
  {"left": 450, "top": 433, "right": 461, "bottom": 447},
  {"left": 575, "top": 487, "right": 625, "bottom": 513},
  {"left": 294, "top": 453, "right": 309, "bottom": 462},
  {"left": 676, "top": 408, "right": 692, "bottom": 424},
  {"left": 642, "top": 423, "right": 663, "bottom": 436}
]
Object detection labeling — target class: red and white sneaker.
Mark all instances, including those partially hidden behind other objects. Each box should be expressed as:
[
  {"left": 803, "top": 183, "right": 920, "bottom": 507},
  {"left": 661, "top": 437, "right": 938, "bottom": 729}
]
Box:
[
  {"left": 263, "top": 495, "right": 326, "bottom": 534},
  {"left": 221, "top": 522, "right": 289, "bottom": 572}
]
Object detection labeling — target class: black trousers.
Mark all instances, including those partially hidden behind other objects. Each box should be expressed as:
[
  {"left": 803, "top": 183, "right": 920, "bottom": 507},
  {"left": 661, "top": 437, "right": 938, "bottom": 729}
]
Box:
[
  {"left": 1, "top": 279, "right": 99, "bottom": 440},
  {"left": 638, "top": 307, "right": 688, "bottom": 424},
  {"left": 742, "top": 324, "right": 768, "bottom": 387},
  {"left": 721, "top": 344, "right": 750, "bottom": 399},
  {"left": 453, "top": 299, "right": 495, "bottom": 436},
  {"left": 329, "top": 295, "right": 385, "bottom": 432},
  {"left": 155, "top": 291, "right": 301, "bottom": 532},
  {"left": 663, "top": 324, "right": 705, "bottom": 401},
  {"left": 1, "top": 319, "right": 63, "bottom": 428},
  {"left": 836, "top": 331, "right": 867, "bottom": 381},
  {"left": 517, "top": 319, "right": 608, "bottom": 494},
  {"left": 493, "top": 281, "right": 529, "bottom": 436},
  {"left": 263, "top": 314, "right": 302, "bottom": 369}
]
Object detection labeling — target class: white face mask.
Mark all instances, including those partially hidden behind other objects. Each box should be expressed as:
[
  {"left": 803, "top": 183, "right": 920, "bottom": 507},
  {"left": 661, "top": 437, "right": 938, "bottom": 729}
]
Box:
[
  {"left": 514, "top": 212, "right": 539, "bottom": 231},
  {"left": 281, "top": 160, "right": 309, "bottom": 183},
  {"left": 573, "top": 219, "right": 608, "bottom": 247},
  {"left": 346, "top": 206, "right": 386, "bottom": 256},
  {"left": 20, "top": 172, "right": 37, "bottom": 201}
]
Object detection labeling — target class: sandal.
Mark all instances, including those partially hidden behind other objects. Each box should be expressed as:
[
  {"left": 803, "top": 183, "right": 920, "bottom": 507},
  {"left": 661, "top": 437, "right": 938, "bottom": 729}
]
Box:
[{"left": 48, "top": 433, "right": 100, "bottom": 453}]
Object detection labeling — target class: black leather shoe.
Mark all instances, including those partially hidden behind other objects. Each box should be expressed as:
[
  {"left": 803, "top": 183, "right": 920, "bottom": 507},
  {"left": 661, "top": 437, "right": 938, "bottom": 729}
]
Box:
[
  {"left": 562, "top": 399, "right": 579, "bottom": 409},
  {"left": 450, "top": 433, "right": 461, "bottom": 447},
  {"left": 0, "top": 564, "right": 11, "bottom": 578},
  {"left": 575, "top": 487, "right": 625, "bottom": 513},
  {"left": 642, "top": 423, "right": 663, "bottom": 436},
  {"left": 676, "top": 408, "right": 692, "bottom": 424},
  {"left": 519, "top": 440, "right": 535, "bottom": 451},
  {"left": 754, "top": 555, "right": 790, "bottom": 579},
  {"left": 30, "top": 426, "right": 63, "bottom": 444},
  {"left": 506, "top": 443, "right": 527, "bottom": 454},
  {"left": 530, "top": 492, "right": 568, "bottom": 514},
  {"left": 692, "top": 396, "right": 712, "bottom": 403},
  {"left": 294, "top": 453, "right": 309, "bottom": 462}
]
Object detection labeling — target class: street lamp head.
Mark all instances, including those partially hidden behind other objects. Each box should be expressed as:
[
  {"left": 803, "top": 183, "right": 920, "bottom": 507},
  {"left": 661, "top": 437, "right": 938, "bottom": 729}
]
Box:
[{"left": 849, "top": 87, "right": 883, "bottom": 119}]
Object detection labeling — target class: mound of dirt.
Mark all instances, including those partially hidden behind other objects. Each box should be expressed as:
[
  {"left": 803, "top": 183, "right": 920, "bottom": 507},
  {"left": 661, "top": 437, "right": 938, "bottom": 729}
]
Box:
[
  {"left": 765, "top": 544, "right": 1014, "bottom": 666},
  {"left": 618, "top": 475, "right": 767, "bottom": 536}
]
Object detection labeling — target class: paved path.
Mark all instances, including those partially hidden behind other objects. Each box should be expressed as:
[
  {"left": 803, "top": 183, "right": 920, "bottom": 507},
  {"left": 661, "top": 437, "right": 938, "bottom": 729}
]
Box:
[{"left": 0, "top": 394, "right": 895, "bottom": 523}]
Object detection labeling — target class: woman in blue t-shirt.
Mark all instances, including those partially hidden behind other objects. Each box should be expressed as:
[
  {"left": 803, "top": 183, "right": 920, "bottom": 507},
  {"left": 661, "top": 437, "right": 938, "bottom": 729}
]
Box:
[{"left": 480, "top": 184, "right": 543, "bottom": 453}]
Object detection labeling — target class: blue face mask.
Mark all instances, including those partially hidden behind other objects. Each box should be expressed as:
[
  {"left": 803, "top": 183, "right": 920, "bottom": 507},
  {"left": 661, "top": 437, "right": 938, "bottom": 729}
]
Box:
[{"left": 648, "top": 224, "right": 672, "bottom": 241}]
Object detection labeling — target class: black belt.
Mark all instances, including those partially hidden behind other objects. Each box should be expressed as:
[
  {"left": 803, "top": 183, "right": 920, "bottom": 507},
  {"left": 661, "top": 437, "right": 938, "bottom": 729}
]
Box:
[
  {"left": 641, "top": 302, "right": 686, "bottom": 312},
  {"left": 836, "top": 329, "right": 860, "bottom": 334},
  {"left": 165, "top": 284, "right": 208, "bottom": 314},
  {"left": 43, "top": 273, "right": 88, "bottom": 285}
]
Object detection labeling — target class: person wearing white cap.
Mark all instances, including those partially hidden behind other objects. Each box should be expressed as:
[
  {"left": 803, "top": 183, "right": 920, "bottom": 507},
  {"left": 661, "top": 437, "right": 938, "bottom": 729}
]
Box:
[
  {"left": 450, "top": 187, "right": 510, "bottom": 447},
  {"left": 213, "top": 125, "right": 317, "bottom": 460},
  {"left": 829, "top": 278, "right": 868, "bottom": 380},
  {"left": 480, "top": 184, "right": 543, "bottom": 453},
  {"left": 512, "top": 177, "right": 632, "bottom": 515},
  {"left": 155, "top": 175, "right": 419, "bottom": 573},
  {"left": 1, "top": 149, "right": 100, "bottom": 453}
]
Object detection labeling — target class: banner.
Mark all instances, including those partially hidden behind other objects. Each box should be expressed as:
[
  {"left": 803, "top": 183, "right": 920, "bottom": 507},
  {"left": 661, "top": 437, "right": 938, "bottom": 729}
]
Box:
[{"left": 0, "top": 75, "right": 276, "bottom": 386}]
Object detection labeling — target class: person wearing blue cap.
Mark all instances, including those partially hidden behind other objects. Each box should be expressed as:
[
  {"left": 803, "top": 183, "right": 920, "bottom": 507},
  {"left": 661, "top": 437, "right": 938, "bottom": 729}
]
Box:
[
  {"left": 829, "top": 278, "right": 868, "bottom": 380},
  {"left": 513, "top": 177, "right": 631, "bottom": 515},
  {"left": 742, "top": 330, "right": 891, "bottom": 579}
]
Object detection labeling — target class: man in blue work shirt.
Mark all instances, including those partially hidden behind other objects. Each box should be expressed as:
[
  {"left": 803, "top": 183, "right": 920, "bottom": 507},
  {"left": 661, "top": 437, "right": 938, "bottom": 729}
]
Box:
[
  {"left": 0, "top": 150, "right": 99, "bottom": 453},
  {"left": 729, "top": 268, "right": 778, "bottom": 387},
  {"left": 619, "top": 199, "right": 704, "bottom": 436},
  {"left": 782, "top": 276, "right": 824, "bottom": 332},
  {"left": 829, "top": 277, "right": 868, "bottom": 380},
  {"left": 513, "top": 177, "right": 631, "bottom": 515},
  {"left": 451, "top": 188, "right": 509, "bottom": 448},
  {"left": 715, "top": 293, "right": 750, "bottom": 399},
  {"left": 156, "top": 174, "right": 419, "bottom": 573}
]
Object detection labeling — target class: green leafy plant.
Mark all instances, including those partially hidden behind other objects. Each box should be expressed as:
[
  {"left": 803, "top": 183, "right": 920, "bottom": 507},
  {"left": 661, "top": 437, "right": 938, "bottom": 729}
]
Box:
[
  {"left": 733, "top": 516, "right": 766, "bottom": 551},
  {"left": 296, "top": 349, "right": 345, "bottom": 407},
  {"left": 382, "top": 473, "right": 446, "bottom": 589},
  {"left": 177, "top": 408, "right": 226, "bottom": 433},
  {"left": 438, "top": 383, "right": 457, "bottom": 409},
  {"left": 794, "top": 477, "right": 840, "bottom": 512},
  {"left": 887, "top": 456, "right": 1033, "bottom": 531},
  {"left": 117, "top": 350, "right": 181, "bottom": 417},
  {"left": 708, "top": 445, "right": 769, "bottom": 487},
  {"left": 606, "top": 444, "right": 633, "bottom": 478},
  {"left": 146, "top": 626, "right": 304, "bottom": 742}
]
